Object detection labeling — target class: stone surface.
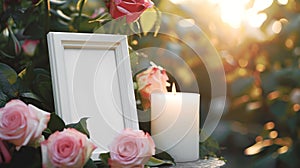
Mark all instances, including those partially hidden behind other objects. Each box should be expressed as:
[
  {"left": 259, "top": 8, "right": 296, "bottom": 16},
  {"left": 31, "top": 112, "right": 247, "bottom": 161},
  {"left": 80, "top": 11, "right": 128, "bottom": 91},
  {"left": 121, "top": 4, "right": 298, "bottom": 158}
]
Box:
[{"left": 157, "top": 158, "right": 225, "bottom": 168}]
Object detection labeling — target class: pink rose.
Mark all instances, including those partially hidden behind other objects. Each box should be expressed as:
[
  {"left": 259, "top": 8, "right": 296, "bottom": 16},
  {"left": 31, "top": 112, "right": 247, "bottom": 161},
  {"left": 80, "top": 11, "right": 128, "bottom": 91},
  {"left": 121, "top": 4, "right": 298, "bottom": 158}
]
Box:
[
  {"left": 0, "top": 99, "right": 50, "bottom": 147},
  {"left": 136, "top": 65, "right": 169, "bottom": 110},
  {"left": 109, "top": 129, "right": 155, "bottom": 167},
  {"left": 22, "top": 40, "right": 40, "bottom": 56},
  {"left": 109, "top": 0, "right": 154, "bottom": 23},
  {"left": 41, "top": 128, "right": 96, "bottom": 168}
]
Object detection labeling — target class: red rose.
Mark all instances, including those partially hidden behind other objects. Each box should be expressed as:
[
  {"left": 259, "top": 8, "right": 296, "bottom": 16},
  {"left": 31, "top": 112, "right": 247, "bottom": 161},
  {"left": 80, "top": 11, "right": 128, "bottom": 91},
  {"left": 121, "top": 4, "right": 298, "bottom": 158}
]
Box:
[{"left": 109, "top": 0, "right": 154, "bottom": 23}]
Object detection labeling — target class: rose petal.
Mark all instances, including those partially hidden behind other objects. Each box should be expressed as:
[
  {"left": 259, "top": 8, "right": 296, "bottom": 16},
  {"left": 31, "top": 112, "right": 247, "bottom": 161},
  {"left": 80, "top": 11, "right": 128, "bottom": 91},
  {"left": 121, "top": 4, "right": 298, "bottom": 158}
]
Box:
[
  {"left": 109, "top": 129, "right": 155, "bottom": 166},
  {"left": 28, "top": 104, "right": 50, "bottom": 139},
  {"left": 41, "top": 128, "right": 96, "bottom": 168},
  {"left": 110, "top": 0, "right": 154, "bottom": 23}
]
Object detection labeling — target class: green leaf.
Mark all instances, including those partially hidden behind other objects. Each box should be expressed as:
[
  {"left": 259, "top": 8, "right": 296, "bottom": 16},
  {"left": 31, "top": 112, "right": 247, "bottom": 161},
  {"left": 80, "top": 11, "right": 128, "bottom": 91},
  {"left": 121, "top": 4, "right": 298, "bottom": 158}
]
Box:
[
  {"left": 47, "top": 113, "right": 65, "bottom": 132},
  {"left": 146, "top": 156, "right": 175, "bottom": 167},
  {"left": 72, "top": 13, "right": 98, "bottom": 32},
  {"left": 75, "top": 0, "right": 87, "bottom": 30},
  {"left": 8, "top": 27, "right": 21, "bottom": 56},
  {"left": 20, "top": 92, "right": 42, "bottom": 102},
  {"left": 0, "top": 63, "right": 18, "bottom": 84},
  {"left": 31, "top": 68, "right": 53, "bottom": 108},
  {"left": 9, "top": 146, "right": 42, "bottom": 168},
  {"left": 0, "top": 63, "right": 19, "bottom": 98},
  {"left": 0, "top": 49, "right": 15, "bottom": 58},
  {"left": 0, "top": 90, "right": 8, "bottom": 107},
  {"left": 23, "top": 22, "right": 44, "bottom": 39},
  {"left": 83, "top": 158, "right": 97, "bottom": 168},
  {"left": 200, "top": 136, "right": 221, "bottom": 158},
  {"left": 43, "top": 128, "right": 52, "bottom": 135},
  {"left": 153, "top": 150, "right": 175, "bottom": 164},
  {"left": 66, "top": 117, "right": 90, "bottom": 138},
  {"left": 49, "top": 0, "right": 68, "bottom": 6},
  {"left": 140, "top": 7, "right": 157, "bottom": 36},
  {"left": 76, "top": 0, "right": 87, "bottom": 11},
  {"left": 99, "top": 152, "right": 110, "bottom": 165}
]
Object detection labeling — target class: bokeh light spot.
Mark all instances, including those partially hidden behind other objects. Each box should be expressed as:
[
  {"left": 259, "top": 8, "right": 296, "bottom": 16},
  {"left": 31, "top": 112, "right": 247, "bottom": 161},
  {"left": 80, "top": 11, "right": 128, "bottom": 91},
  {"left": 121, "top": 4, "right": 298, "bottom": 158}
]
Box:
[
  {"left": 264, "top": 121, "right": 275, "bottom": 130},
  {"left": 131, "top": 40, "right": 138, "bottom": 45},
  {"left": 285, "top": 38, "right": 294, "bottom": 49},
  {"left": 293, "top": 104, "right": 300, "bottom": 112},
  {"left": 272, "top": 21, "right": 282, "bottom": 34},
  {"left": 255, "top": 136, "right": 263, "bottom": 142},
  {"left": 246, "top": 101, "right": 262, "bottom": 111},
  {"left": 238, "top": 59, "right": 248, "bottom": 67},
  {"left": 251, "top": 87, "right": 262, "bottom": 98},
  {"left": 238, "top": 68, "right": 247, "bottom": 76},
  {"left": 269, "top": 130, "right": 278, "bottom": 139},
  {"left": 256, "top": 64, "right": 266, "bottom": 72},
  {"left": 267, "top": 91, "right": 280, "bottom": 100},
  {"left": 277, "top": 146, "right": 288, "bottom": 154}
]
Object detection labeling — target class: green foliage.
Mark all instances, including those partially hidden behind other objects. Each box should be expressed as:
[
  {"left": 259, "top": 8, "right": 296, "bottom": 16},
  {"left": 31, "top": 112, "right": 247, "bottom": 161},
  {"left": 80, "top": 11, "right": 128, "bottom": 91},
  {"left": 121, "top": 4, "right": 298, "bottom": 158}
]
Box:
[
  {"left": 153, "top": 0, "right": 300, "bottom": 167},
  {"left": 146, "top": 156, "right": 175, "bottom": 167},
  {"left": 99, "top": 151, "right": 176, "bottom": 167},
  {"left": 46, "top": 113, "right": 66, "bottom": 134},
  {"left": 66, "top": 117, "right": 90, "bottom": 138},
  {"left": 84, "top": 159, "right": 98, "bottom": 168},
  {"left": 199, "top": 136, "right": 221, "bottom": 159},
  {"left": 148, "top": 151, "right": 176, "bottom": 166},
  {"left": 5, "top": 146, "right": 42, "bottom": 168},
  {"left": 99, "top": 152, "right": 110, "bottom": 165},
  {"left": 0, "top": 1, "right": 166, "bottom": 168}
]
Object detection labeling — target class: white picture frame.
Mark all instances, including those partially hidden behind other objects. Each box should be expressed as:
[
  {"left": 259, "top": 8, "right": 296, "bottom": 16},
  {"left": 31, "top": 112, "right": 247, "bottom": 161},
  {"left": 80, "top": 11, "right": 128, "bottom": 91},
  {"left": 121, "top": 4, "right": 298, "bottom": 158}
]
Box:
[{"left": 47, "top": 32, "right": 139, "bottom": 160}]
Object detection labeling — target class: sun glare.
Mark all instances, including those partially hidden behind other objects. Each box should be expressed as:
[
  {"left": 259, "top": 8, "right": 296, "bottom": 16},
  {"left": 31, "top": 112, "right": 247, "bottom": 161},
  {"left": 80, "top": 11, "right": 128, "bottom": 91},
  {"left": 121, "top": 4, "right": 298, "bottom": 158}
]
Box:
[
  {"left": 218, "top": 0, "right": 249, "bottom": 28},
  {"left": 209, "top": 0, "right": 276, "bottom": 28},
  {"left": 277, "top": 0, "right": 288, "bottom": 5},
  {"left": 247, "top": 11, "right": 267, "bottom": 28},
  {"left": 170, "top": 0, "right": 185, "bottom": 4}
]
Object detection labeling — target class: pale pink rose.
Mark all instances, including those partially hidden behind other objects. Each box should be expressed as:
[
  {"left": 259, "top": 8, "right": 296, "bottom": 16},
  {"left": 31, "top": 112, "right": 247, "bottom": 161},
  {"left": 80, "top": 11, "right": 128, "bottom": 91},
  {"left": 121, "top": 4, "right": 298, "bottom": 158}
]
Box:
[
  {"left": 109, "top": 129, "right": 155, "bottom": 167},
  {"left": 136, "top": 65, "right": 169, "bottom": 110},
  {"left": 0, "top": 99, "right": 50, "bottom": 147},
  {"left": 41, "top": 128, "right": 97, "bottom": 168},
  {"left": 22, "top": 40, "right": 40, "bottom": 56}
]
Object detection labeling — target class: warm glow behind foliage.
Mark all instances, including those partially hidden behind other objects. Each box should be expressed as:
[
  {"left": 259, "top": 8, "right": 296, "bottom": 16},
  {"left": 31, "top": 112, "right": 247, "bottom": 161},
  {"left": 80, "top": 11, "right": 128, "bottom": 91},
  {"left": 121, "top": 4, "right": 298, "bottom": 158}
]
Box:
[
  {"left": 169, "top": 0, "right": 289, "bottom": 43},
  {"left": 209, "top": 0, "right": 274, "bottom": 29}
]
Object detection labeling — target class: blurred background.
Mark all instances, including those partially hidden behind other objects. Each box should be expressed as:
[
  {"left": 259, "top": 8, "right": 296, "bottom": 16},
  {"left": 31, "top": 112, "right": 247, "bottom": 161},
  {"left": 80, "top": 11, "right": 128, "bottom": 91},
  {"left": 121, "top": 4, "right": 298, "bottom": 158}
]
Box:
[
  {"left": 1, "top": 0, "right": 300, "bottom": 167},
  {"left": 153, "top": 0, "right": 300, "bottom": 167}
]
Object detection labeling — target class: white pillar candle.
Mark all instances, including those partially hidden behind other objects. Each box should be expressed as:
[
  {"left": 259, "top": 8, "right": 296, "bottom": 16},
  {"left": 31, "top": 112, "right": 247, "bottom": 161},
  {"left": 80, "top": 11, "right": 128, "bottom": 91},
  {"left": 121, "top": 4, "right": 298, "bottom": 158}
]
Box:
[{"left": 151, "top": 86, "right": 200, "bottom": 162}]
